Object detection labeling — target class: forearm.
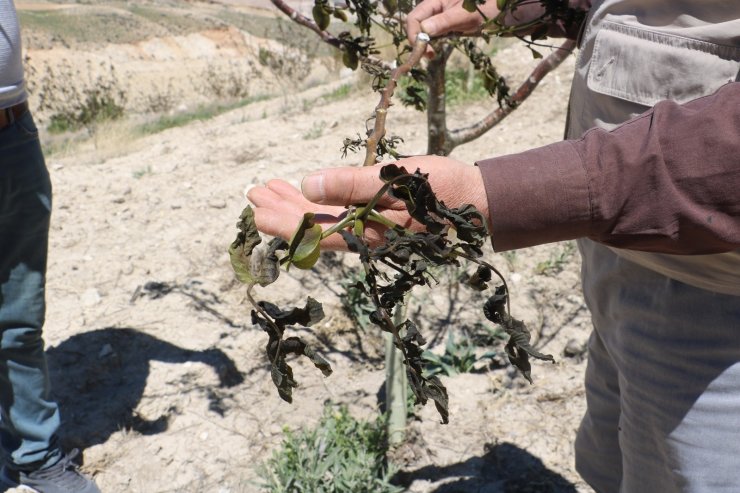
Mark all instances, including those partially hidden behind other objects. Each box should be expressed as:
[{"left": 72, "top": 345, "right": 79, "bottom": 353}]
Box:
[
  {"left": 477, "top": 82, "right": 740, "bottom": 254},
  {"left": 499, "top": 0, "right": 591, "bottom": 39}
]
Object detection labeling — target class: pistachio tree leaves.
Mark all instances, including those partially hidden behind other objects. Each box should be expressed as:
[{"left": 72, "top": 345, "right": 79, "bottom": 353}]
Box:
[
  {"left": 284, "top": 213, "right": 323, "bottom": 270},
  {"left": 483, "top": 286, "right": 555, "bottom": 383},
  {"left": 400, "top": 321, "right": 449, "bottom": 424},
  {"left": 230, "top": 206, "right": 331, "bottom": 403},
  {"left": 231, "top": 166, "right": 549, "bottom": 422},
  {"left": 380, "top": 164, "right": 488, "bottom": 246},
  {"left": 229, "top": 206, "right": 285, "bottom": 287},
  {"left": 252, "top": 297, "right": 331, "bottom": 403}
]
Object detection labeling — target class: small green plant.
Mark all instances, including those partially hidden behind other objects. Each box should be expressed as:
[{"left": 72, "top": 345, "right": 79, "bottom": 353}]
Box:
[
  {"left": 28, "top": 59, "right": 127, "bottom": 133},
  {"left": 423, "top": 332, "right": 496, "bottom": 377},
  {"left": 302, "top": 120, "right": 326, "bottom": 140},
  {"left": 534, "top": 241, "right": 576, "bottom": 276},
  {"left": 137, "top": 96, "right": 270, "bottom": 135},
  {"left": 194, "top": 60, "right": 256, "bottom": 100},
  {"left": 322, "top": 83, "right": 354, "bottom": 102},
  {"left": 339, "top": 270, "right": 376, "bottom": 331},
  {"left": 259, "top": 404, "right": 403, "bottom": 493},
  {"left": 132, "top": 165, "right": 152, "bottom": 179}
]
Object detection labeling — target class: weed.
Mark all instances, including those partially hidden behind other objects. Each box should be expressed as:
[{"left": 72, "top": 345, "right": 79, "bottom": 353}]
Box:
[
  {"left": 302, "top": 121, "right": 326, "bottom": 140},
  {"left": 423, "top": 332, "right": 497, "bottom": 377},
  {"left": 259, "top": 404, "right": 403, "bottom": 493},
  {"left": 194, "top": 60, "right": 256, "bottom": 101},
  {"left": 339, "top": 270, "right": 376, "bottom": 332},
  {"left": 138, "top": 79, "right": 182, "bottom": 114},
  {"left": 322, "top": 83, "right": 354, "bottom": 103},
  {"left": 28, "top": 59, "right": 127, "bottom": 133},
  {"left": 137, "top": 96, "right": 269, "bottom": 135},
  {"left": 133, "top": 165, "right": 152, "bottom": 179},
  {"left": 534, "top": 241, "right": 576, "bottom": 276}
]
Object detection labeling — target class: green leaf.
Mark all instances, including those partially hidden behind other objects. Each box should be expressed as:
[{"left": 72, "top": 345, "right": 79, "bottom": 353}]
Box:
[
  {"left": 312, "top": 4, "right": 330, "bottom": 30},
  {"left": 462, "top": 0, "right": 478, "bottom": 13},
  {"left": 342, "top": 50, "right": 359, "bottom": 70},
  {"left": 333, "top": 8, "right": 348, "bottom": 22},
  {"left": 285, "top": 213, "right": 323, "bottom": 270},
  {"left": 496, "top": 0, "right": 507, "bottom": 11},
  {"left": 529, "top": 46, "right": 543, "bottom": 59}
]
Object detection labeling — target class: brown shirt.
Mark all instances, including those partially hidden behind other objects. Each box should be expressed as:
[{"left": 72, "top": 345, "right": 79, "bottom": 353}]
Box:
[{"left": 477, "top": 81, "right": 740, "bottom": 255}]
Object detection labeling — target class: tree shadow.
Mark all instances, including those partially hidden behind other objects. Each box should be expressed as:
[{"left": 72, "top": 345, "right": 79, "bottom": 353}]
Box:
[
  {"left": 393, "top": 442, "right": 579, "bottom": 493},
  {"left": 45, "top": 326, "right": 244, "bottom": 450}
]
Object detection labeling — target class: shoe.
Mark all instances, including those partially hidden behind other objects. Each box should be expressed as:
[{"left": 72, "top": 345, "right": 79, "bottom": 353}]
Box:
[{"left": 0, "top": 449, "right": 100, "bottom": 493}]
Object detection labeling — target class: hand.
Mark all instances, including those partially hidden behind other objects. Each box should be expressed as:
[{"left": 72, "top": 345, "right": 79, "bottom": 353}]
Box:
[
  {"left": 406, "top": 0, "right": 501, "bottom": 48},
  {"left": 247, "top": 155, "right": 490, "bottom": 250}
]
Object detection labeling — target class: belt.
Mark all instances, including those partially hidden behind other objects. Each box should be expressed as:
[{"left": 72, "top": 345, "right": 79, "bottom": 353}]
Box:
[{"left": 0, "top": 101, "right": 29, "bottom": 130}]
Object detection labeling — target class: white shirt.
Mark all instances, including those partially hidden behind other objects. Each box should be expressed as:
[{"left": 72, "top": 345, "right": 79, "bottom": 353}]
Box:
[{"left": 0, "top": 0, "right": 26, "bottom": 109}]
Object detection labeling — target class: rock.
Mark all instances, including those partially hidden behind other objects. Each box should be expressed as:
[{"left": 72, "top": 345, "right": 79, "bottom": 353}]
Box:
[{"left": 81, "top": 288, "right": 101, "bottom": 306}]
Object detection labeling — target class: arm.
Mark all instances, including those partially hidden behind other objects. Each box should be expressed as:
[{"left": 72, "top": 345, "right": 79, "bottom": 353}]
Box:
[
  {"left": 478, "top": 82, "right": 740, "bottom": 254},
  {"left": 406, "top": 0, "right": 591, "bottom": 44}
]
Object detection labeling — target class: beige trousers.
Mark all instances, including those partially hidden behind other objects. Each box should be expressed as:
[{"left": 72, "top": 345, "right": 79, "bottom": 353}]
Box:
[{"left": 567, "top": 2, "right": 740, "bottom": 491}]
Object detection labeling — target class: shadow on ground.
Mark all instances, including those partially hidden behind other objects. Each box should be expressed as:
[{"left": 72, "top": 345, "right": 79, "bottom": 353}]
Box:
[
  {"left": 45, "top": 326, "right": 244, "bottom": 451},
  {"left": 393, "top": 442, "right": 579, "bottom": 493}
]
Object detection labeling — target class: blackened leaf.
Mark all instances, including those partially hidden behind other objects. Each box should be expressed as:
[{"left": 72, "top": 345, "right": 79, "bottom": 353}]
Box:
[
  {"left": 339, "top": 230, "right": 369, "bottom": 260},
  {"left": 484, "top": 286, "right": 554, "bottom": 383},
  {"left": 424, "top": 376, "right": 450, "bottom": 424},
  {"left": 283, "top": 336, "right": 333, "bottom": 377},
  {"left": 465, "top": 265, "right": 492, "bottom": 291},
  {"left": 271, "top": 358, "right": 297, "bottom": 403},
  {"left": 259, "top": 297, "right": 325, "bottom": 328},
  {"left": 229, "top": 206, "right": 262, "bottom": 285}
]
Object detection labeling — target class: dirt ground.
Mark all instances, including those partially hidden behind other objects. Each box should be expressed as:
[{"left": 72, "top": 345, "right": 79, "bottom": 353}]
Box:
[{"left": 5, "top": 1, "right": 596, "bottom": 492}]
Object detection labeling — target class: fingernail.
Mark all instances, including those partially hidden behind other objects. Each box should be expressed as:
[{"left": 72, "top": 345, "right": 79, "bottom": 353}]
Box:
[
  {"left": 243, "top": 183, "right": 256, "bottom": 199},
  {"left": 421, "top": 19, "right": 437, "bottom": 36},
  {"left": 302, "top": 172, "right": 325, "bottom": 203}
]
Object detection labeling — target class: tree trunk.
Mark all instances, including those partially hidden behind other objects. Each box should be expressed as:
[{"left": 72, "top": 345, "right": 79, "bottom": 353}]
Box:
[{"left": 425, "top": 44, "right": 453, "bottom": 156}]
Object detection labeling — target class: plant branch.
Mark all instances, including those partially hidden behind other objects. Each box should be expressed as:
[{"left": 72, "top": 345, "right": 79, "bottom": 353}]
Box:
[
  {"left": 269, "top": 0, "right": 394, "bottom": 72},
  {"left": 363, "top": 33, "right": 430, "bottom": 166},
  {"left": 447, "top": 38, "right": 575, "bottom": 148}
]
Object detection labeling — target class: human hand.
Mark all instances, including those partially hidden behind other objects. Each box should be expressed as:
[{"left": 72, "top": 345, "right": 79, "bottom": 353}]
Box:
[
  {"left": 406, "top": 0, "right": 501, "bottom": 50},
  {"left": 247, "top": 155, "right": 489, "bottom": 250}
]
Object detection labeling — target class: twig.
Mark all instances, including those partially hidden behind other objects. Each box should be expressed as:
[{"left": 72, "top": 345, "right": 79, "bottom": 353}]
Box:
[
  {"left": 448, "top": 38, "right": 575, "bottom": 147},
  {"left": 269, "top": 0, "right": 394, "bottom": 72},
  {"left": 363, "top": 33, "right": 430, "bottom": 166}
]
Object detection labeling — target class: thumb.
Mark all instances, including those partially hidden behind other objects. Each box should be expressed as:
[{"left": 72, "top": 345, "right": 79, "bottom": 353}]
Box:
[{"left": 302, "top": 166, "right": 392, "bottom": 207}]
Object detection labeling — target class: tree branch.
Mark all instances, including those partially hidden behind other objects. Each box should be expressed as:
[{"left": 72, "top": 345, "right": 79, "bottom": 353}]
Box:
[
  {"left": 447, "top": 39, "right": 576, "bottom": 148},
  {"left": 269, "top": 0, "right": 394, "bottom": 72},
  {"left": 364, "top": 34, "right": 430, "bottom": 166}
]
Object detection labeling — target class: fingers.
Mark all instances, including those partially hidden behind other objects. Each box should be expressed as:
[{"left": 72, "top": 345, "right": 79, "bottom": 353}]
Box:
[
  {"left": 247, "top": 179, "right": 339, "bottom": 236},
  {"left": 407, "top": 0, "right": 450, "bottom": 55},
  {"left": 301, "top": 166, "right": 400, "bottom": 209}
]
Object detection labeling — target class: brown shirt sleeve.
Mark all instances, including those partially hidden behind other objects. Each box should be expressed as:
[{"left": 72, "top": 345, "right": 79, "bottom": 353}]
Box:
[{"left": 476, "top": 81, "right": 740, "bottom": 255}]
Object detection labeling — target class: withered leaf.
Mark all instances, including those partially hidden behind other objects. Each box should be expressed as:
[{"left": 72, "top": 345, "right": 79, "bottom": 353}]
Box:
[
  {"left": 484, "top": 286, "right": 554, "bottom": 382},
  {"left": 229, "top": 206, "right": 263, "bottom": 285},
  {"left": 282, "top": 336, "right": 333, "bottom": 377},
  {"left": 258, "top": 297, "right": 325, "bottom": 328}
]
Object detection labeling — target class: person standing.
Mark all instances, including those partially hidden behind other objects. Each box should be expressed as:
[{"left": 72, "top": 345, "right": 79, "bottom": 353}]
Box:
[
  {"left": 248, "top": 1, "right": 740, "bottom": 491},
  {"left": 0, "top": 1, "right": 101, "bottom": 491}
]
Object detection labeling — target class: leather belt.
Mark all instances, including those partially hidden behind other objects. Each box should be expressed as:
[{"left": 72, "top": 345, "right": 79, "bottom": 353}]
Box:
[{"left": 0, "top": 101, "right": 30, "bottom": 130}]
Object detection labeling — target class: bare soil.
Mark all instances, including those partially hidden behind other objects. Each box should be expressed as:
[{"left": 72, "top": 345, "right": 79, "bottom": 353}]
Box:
[{"left": 6, "top": 1, "right": 595, "bottom": 492}]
